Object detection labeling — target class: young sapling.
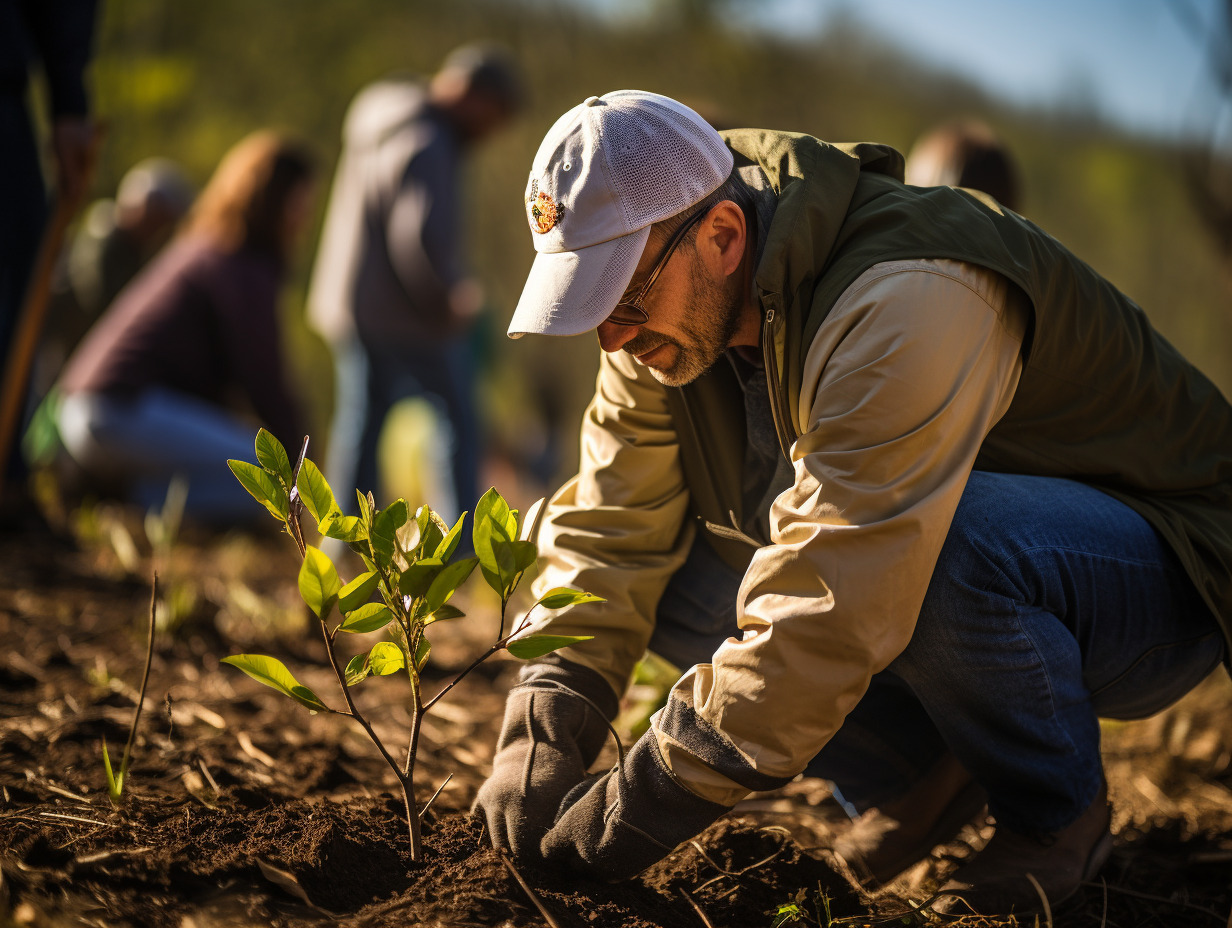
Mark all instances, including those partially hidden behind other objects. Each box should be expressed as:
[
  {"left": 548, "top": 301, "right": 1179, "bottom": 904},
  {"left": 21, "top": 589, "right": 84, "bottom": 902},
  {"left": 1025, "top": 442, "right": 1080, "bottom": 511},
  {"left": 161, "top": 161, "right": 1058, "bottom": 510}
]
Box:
[{"left": 223, "top": 429, "right": 602, "bottom": 860}]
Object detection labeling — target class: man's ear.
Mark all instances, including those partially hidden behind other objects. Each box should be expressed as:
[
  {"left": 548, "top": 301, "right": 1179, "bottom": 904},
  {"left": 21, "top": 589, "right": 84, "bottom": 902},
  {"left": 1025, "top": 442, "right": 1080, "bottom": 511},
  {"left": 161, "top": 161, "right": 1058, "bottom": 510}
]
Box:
[{"left": 697, "top": 200, "right": 746, "bottom": 279}]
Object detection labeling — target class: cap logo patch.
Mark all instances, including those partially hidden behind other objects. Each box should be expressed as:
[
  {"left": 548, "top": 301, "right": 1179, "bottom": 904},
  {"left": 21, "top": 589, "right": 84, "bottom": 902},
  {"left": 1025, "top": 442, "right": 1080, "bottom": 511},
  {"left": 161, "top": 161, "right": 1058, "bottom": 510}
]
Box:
[{"left": 528, "top": 179, "right": 563, "bottom": 234}]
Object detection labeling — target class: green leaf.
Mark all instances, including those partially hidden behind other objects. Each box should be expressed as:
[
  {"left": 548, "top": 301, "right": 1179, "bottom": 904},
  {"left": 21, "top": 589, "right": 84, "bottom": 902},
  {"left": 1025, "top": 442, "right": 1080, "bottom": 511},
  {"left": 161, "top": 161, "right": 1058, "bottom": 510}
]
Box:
[
  {"left": 424, "top": 556, "right": 478, "bottom": 614},
  {"left": 337, "top": 570, "right": 380, "bottom": 613},
  {"left": 536, "top": 587, "right": 608, "bottom": 610},
  {"left": 228, "top": 460, "right": 290, "bottom": 521},
  {"left": 295, "top": 459, "right": 336, "bottom": 527},
  {"left": 425, "top": 603, "right": 465, "bottom": 625},
  {"left": 488, "top": 539, "right": 538, "bottom": 599},
  {"left": 221, "top": 654, "right": 330, "bottom": 712},
  {"left": 505, "top": 634, "right": 595, "bottom": 660},
  {"left": 474, "top": 511, "right": 513, "bottom": 596},
  {"left": 338, "top": 602, "right": 393, "bottom": 634},
  {"left": 254, "top": 428, "right": 294, "bottom": 489},
  {"left": 398, "top": 557, "right": 443, "bottom": 598},
  {"left": 504, "top": 540, "right": 539, "bottom": 575},
  {"left": 356, "top": 489, "right": 375, "bottom": 530},
  {"left": 102, "top": 738, "right": 123, "bottom": 804},
  {"left": 414, "top": 505, "right": 445, "bottom": 558},
  {"left": 344, "top": 653, "right": 370, "bottom": 687},
  {"left": 368, "top": 641, "right": 406, "bottom": 676},
  {"left": 414, "top": 635, "right": 431, "bottom": 672},
  {"left": 434, "top": 511, "right": 468, "bottom": 560},
  {"left": 298, "top": 547, "right": 341, "bottom": 619},
  {"left": 320, "top": 511, "right": 367, "bottom": 543},
  {"left": 371, "top": 499, "right": 409, "bottom": 567}
]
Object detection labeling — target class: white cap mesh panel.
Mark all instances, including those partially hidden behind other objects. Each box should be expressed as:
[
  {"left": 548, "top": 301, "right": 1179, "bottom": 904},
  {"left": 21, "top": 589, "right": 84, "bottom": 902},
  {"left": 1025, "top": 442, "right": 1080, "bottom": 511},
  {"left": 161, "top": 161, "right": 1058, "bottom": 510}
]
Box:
[{"left": 601, "top": 93, "right": 734, "bottom": 228}]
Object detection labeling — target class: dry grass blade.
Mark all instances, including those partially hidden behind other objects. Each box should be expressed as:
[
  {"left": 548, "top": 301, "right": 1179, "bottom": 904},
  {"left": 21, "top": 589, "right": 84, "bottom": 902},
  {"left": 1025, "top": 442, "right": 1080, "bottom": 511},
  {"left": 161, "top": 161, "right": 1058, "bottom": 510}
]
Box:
[
  {"left": 499, "top": 850, "right": 561, "bottom": 928},
  {"left": 678, "top": 887, "right": 716, "bottom": 928},
  {"left": 36, "top": 812, "right": 110, "bottom": 826},
  {"left": 1025, "top": 873, "right": 1053, "bottom": 928}
]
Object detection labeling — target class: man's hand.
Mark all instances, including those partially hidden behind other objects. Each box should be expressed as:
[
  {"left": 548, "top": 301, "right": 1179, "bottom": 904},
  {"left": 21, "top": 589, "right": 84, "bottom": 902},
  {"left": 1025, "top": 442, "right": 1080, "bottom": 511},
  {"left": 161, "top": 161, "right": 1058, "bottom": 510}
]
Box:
[
  {"left": 540, "top": 731, "right": 730, "bottom": 881},
  {"left": 474, "top": 660, "right": 616, "bottom": 861}
]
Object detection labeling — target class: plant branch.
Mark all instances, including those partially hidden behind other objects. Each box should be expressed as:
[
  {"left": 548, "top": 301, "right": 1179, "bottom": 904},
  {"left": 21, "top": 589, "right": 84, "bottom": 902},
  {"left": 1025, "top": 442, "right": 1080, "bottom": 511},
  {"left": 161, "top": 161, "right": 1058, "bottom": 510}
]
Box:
[
  {"left": 315, "top": 609, "right": 406, "bottom": 785},
  {"left": 422, "top": 641, "right": 503, "bottom": 713}
]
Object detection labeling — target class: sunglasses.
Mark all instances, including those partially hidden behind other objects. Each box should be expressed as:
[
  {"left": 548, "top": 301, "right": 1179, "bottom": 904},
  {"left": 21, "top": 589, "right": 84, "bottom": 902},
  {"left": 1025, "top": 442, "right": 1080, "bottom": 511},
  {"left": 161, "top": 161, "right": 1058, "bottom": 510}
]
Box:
[{"left": 606, "top": 208, "right": 708, "bottom": 326}]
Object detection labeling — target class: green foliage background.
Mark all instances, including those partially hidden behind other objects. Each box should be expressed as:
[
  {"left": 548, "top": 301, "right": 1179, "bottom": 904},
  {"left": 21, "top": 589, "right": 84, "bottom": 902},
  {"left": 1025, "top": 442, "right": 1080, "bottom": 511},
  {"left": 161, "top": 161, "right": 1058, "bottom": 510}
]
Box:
[{"left": 88, "top": 0, "right": 1231, "bottom": 482}]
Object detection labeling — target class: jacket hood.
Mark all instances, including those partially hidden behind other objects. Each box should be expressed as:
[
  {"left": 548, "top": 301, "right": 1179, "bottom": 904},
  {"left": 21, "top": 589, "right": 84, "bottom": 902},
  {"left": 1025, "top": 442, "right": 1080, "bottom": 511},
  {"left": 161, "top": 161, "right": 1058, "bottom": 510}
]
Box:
[{"left": 721, "top": 130, "right": 904, "bottom": 309}]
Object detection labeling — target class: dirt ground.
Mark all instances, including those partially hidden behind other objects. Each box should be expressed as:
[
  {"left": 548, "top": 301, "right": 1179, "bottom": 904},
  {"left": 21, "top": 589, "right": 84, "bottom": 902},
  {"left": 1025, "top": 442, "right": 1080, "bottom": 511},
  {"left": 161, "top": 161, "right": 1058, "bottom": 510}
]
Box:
[{"left": 2, "top": 510, "right": 1231, "bottom": 928}]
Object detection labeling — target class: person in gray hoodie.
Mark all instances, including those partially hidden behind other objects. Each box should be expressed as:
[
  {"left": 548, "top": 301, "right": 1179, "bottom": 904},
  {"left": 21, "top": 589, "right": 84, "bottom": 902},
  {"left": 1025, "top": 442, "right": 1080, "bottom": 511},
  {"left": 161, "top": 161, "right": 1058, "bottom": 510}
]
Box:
[{"left": 308, "top": 44, "right": 522, "bottom": 522}]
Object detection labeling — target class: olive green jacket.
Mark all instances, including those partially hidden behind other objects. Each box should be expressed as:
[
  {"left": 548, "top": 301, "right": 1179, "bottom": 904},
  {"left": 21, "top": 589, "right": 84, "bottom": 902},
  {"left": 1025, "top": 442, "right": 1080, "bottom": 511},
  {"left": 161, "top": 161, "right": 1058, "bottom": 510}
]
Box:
[{"left": 526, "top": 130, "right": 1232, "bottom": 804}]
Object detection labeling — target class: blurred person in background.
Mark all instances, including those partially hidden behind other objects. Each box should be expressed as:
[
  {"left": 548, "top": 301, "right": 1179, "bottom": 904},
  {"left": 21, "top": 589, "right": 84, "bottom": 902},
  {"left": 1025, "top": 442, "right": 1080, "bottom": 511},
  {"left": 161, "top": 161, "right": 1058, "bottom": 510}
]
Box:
[
  {"left": 307, "top": 43, "right": 523, "bottom": 524},
  {"left": 32, "top": 159, "right": 196, "bottom": 402},
  {"left": 474, "top": 91, "right": 1231, "bottom": 915},
  {"left": 0, "top": 0, "right": 99, "bottom": 514},
  {"left": 55, "top": 131, "right": 315, "bottom": 523},
  {"left": 68, "top": 157, "right": 196, "bottom": 323},
  {"left": 905, "top": 119, "right": 1021, "bottom": 213}
]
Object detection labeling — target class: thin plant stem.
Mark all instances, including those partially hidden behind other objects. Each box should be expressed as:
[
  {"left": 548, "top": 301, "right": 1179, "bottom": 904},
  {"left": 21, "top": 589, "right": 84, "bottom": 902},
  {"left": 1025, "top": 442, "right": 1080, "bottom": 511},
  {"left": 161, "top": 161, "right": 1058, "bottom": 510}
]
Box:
[
  {"left": 316, "top": 599, "right": 421, "bottom": 859},
  {"left": 116, "top": 571, "right": 159, "bottom": 797}
]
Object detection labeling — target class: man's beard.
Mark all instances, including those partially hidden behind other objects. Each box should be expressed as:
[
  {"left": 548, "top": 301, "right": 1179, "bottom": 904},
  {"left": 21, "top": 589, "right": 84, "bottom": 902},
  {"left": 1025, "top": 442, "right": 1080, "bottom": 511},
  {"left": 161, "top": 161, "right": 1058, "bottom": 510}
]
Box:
[{"left": 622, "top": 261, "right": 744, "bottom": 387}]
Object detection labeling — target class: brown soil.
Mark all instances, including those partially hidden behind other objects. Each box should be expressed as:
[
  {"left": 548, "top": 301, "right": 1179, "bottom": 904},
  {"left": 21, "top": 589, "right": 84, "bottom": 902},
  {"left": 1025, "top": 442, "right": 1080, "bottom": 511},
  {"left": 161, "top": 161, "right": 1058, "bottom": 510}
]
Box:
[{"left": 2, "top": 518, "right": 1230, "bottom": 928}]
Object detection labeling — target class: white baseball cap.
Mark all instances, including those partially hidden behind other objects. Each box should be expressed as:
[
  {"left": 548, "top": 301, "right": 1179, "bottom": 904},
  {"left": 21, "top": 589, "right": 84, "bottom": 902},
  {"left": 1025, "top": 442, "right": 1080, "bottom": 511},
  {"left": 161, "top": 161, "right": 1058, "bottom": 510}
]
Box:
[{"left": 507, "top": 90, "right": 734, "bottom": 338}]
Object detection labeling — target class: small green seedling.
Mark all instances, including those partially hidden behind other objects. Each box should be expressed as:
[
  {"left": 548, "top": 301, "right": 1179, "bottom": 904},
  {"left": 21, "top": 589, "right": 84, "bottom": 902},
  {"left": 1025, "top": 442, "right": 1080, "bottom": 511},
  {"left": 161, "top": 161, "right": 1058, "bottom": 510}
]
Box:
[
  {"left": 103, "top": 571, "right": 158, "bottom": 807},
  {"left": 769, "top": 885, "right": 835, "bottom": 928},
  {"left": 224, "top": 430, "right": 602, "bottom": 860}
]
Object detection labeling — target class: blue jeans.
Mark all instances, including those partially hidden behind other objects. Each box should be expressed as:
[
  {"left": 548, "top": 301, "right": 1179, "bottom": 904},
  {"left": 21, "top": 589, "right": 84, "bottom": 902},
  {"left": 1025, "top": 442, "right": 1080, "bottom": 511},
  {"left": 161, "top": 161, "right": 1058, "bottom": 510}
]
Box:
[
  {"left": 58, "top": 389, "right": 261, "bottom": 523},
  {"left": 324, "top": 332, "right": 479, "bottom": 521},
  {"left": 652, "top": 471, "right": 1226, "bottom": 833}
]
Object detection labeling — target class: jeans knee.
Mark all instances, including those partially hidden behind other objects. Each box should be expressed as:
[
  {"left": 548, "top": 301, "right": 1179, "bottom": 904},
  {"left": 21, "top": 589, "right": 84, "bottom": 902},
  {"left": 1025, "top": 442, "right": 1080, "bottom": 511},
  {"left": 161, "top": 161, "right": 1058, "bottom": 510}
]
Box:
[{"left": 895, "top": 498, "right": 1019, "bottom": 677}]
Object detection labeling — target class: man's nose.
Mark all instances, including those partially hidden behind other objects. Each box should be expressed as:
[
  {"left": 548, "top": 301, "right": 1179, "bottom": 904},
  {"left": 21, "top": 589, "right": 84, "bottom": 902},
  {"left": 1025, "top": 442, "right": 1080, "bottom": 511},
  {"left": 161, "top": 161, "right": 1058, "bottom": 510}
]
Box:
[{"left": 597, "top": 319, "right": 641, "bottom": 353}]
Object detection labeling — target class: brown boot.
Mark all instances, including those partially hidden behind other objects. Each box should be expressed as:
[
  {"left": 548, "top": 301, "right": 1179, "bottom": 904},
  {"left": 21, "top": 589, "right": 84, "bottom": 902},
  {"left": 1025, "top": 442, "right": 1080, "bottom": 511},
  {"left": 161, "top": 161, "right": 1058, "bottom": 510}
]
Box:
[
  {"left": 832, "top": 752, "right": 988, "bottom": 885},
  {"left": 932, "top": 783, "right": 1113, "bottom": 916}
]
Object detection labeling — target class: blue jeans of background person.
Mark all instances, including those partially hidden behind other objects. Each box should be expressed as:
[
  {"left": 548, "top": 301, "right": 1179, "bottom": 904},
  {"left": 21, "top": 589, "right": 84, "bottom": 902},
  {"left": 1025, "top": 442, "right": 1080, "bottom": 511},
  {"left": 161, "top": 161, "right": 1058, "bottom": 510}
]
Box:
[
  {"left": 651, "top": 471, "right": 1226, "bottom": 834},
  {"left": 324, "top": 332, "right": 480, "bottom": 521},
  {"left": 58, "top": 389, "right": 261, "bottom": 523}
]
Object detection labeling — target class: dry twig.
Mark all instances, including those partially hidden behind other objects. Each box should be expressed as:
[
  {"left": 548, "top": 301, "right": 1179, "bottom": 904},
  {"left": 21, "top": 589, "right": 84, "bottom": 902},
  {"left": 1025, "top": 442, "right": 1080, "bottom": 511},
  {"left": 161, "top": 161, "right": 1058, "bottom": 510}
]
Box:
[
  {"left": 678, "top": 887, "right": 716, "bottom": 928},
  {"left": 499, "top": 851, "right": 560, "bottom": 928}
]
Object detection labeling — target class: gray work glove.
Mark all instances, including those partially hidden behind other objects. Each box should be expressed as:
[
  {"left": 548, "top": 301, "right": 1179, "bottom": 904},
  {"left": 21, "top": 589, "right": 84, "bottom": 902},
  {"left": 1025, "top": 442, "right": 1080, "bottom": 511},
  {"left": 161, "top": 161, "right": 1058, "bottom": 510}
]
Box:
[
  {"left": 474, "top": 657, "right": 618, "bottom": 861},
  {"left": 541, "top": 730, "right": 730, "bottom": 881}
]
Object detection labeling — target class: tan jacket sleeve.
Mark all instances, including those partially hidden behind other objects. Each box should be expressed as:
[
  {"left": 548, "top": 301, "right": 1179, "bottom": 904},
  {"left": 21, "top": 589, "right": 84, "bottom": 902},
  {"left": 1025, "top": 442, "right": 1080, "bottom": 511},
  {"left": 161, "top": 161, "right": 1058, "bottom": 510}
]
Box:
[
  {"left": 524, "top": 347, "right": 694, "bottom": 697},
  {"left": 657, "top": 259, "right": 1029, "bottom": 805}
]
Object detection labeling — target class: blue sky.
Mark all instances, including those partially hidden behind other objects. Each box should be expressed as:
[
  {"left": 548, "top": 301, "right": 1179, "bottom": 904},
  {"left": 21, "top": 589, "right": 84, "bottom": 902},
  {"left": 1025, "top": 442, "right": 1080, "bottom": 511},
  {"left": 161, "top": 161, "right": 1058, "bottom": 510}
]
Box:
[{"left": 570, "top": 0, "right": 1226, "bottom": 141}]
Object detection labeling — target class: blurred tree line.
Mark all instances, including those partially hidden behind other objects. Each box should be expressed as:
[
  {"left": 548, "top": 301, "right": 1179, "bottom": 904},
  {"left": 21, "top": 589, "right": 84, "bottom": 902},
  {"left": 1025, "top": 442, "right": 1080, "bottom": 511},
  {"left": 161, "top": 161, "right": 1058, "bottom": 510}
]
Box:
[{"left": 84, "top": 0, "right": 1231, "bottom": 484}]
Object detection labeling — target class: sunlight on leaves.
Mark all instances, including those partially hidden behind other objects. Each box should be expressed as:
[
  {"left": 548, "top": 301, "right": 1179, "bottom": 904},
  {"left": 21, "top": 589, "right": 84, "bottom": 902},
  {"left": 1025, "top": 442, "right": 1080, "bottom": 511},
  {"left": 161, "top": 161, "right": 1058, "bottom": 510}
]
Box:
[
  {"left": 368, "top": 641, "right": 406, "bottom": 676},
  {"left": 338, "top": 602, "right": 393, "bottom": 634},
  {"left": 295, "top": 459, "right": 336, "bottom": 527},
  {"left": 537, "top": 587, "right": 607, "bottom": 610},
  {"left": 254, "top": 428, "right": 294, "bottom": 489},
  {"left": 298, "top": 546, "right": 341, "bottom": 619},
  {"left": 505, "top": 633, "right": 594, "bottom": 660},
  {"left": 222, "top": 654, "right": 330, "bottom": 712},
  {"left": 228, "top": 460, "right": 289, "bottom": 521}
]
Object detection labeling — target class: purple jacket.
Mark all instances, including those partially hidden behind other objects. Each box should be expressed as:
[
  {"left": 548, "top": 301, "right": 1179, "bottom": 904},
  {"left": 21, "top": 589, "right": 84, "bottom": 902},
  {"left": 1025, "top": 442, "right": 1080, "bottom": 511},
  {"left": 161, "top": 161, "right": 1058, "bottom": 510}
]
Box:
[{"left": 61, "top": 237, "right": 304, "bottom": 448}]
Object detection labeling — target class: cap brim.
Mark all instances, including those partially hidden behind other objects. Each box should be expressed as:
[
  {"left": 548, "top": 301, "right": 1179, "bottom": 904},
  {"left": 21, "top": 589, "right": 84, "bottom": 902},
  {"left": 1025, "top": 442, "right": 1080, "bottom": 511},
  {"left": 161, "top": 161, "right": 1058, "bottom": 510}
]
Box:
[{"left": 507, "top": 226, "right": 650, "bottom": 338}]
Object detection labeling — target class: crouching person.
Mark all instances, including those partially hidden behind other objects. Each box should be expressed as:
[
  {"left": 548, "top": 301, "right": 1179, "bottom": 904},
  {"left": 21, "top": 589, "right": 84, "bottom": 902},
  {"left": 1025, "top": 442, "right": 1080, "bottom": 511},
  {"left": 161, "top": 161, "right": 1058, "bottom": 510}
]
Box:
[{"left": 474, "top": 91, "right": 1232, "bottom": 913}]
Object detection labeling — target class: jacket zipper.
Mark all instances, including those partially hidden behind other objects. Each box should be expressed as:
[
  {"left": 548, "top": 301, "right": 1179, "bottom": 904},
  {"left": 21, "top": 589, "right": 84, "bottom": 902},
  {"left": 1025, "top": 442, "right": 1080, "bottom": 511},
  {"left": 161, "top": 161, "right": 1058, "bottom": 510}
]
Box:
[{"left": 761, "top": 307, "right": 796, "bottom": 460}]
